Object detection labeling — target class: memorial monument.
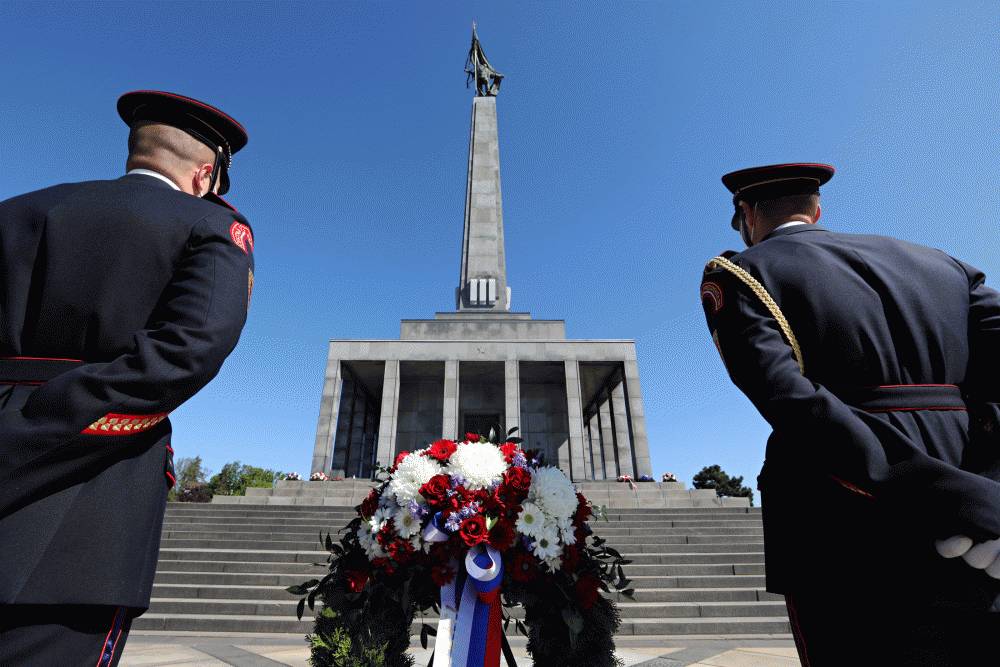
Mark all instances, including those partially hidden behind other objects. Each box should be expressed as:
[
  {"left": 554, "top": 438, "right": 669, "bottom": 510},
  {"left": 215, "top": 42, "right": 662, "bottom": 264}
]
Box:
[{"left": 311, "top": 26, "right": 653, "bottom": 482}]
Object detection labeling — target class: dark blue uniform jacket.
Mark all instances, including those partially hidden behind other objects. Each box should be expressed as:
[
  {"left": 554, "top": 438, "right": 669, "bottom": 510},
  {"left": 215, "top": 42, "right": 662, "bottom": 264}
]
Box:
[
  {"left": 701, "top": 223, "right": 1000, "bottom": 611},
  {"left": 0, "top": 172, "right": 254, "bottom": 610}
]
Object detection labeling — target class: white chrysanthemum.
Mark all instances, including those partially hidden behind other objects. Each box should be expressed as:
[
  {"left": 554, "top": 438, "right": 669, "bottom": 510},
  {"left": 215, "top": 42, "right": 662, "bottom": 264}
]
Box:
[
  {"left": 388, "top": 452, "right": 443, "bottom": 505},
  {"left": 560, "top": 526, "right": 577, "bottom": 546},
  {"left": 358, "top": 528, "right": 385, "bottom": 559},
  {"left": 544, "top": 555, "right": 563, "bottom": 571},
  {"left": 516, "top": 502, "right": 545, "bottom": 537},
  {"left": 529, "top": 466, "right": 578, "bottom": 519},
  {"left": 533, "top": 532, "right": 562, "bottom": 560},
  {"left": 368, "top": 506, "right": 392, "bottom": 534},
  {"left": 394, "top": 507, "right": 421, "bottom": 539},
  {"left": 446, "top": 441, "right": 507, "bottom": 490}
]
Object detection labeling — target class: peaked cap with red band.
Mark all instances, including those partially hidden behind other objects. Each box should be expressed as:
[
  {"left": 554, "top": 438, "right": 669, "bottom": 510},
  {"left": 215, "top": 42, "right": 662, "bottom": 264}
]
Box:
[
  {"left": 722, "top": 163, "right": 835, "bottom": 230},
  {"left": 117, "top": 90, "right": 248, "bottom": 195}
]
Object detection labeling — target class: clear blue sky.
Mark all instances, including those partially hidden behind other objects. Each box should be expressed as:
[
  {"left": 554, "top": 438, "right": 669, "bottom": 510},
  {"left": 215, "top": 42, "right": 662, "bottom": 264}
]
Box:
[{"left": 2, "top": 2, "right": 998, "bottom": 502}]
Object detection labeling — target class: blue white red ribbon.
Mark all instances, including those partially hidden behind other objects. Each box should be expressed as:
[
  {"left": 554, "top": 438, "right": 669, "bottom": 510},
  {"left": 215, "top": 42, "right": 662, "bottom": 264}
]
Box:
[{"left": 422, "top": 515, "right": 504, "bottom": 667}]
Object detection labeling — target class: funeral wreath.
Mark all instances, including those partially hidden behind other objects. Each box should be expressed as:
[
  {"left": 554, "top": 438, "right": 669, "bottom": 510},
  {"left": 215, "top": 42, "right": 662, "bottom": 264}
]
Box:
[{"left": 290, "top": 427, "right": 633, "bottom": 667}]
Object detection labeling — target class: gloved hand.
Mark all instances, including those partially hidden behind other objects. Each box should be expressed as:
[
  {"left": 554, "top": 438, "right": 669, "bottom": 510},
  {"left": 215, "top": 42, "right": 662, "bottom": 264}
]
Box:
[{"left": 935, "top": 535, "right": 1000, "bottom": 579}]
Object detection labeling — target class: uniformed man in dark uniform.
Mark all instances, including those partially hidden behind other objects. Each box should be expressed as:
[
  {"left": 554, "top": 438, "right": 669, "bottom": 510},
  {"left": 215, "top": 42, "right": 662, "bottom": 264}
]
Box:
[
  {"left": 700, "top": 163, "right": 1000, "bottom": 665},
  {"left": 0, "top": 90, "right": 255, "bottom": 665}
]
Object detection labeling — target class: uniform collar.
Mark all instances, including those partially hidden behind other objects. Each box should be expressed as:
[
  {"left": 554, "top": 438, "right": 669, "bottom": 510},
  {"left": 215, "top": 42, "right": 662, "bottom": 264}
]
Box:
[
  {"left": 761, "top": 222, "right": 826, "bottom": 242},
  {"left": 125, "top": 168, "right": 181, "bottom": 191}
]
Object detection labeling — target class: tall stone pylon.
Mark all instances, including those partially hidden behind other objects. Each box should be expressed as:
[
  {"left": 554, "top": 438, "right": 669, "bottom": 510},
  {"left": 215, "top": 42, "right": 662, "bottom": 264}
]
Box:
[{"left": 456, "top": 31, "right": 511, "bottom": 312}]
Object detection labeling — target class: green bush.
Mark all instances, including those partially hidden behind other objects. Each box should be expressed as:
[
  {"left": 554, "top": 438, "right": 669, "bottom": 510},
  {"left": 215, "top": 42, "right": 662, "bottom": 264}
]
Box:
[{"left": 209, "top": 461, "right": 280, "bottom": 496}]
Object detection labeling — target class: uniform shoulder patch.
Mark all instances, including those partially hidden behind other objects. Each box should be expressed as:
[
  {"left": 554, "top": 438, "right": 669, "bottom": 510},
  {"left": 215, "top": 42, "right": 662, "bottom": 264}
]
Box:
[
  {"left": 701, "top": 280, "right": 724, "bottom": 313},
  {"left": 230, "top": 220, "right": 254, "bottom": 255}
]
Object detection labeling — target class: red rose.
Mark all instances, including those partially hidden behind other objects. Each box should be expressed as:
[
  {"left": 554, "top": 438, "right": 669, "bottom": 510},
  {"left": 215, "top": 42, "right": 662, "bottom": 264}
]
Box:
[
  {"left": 503, "top": 467, "right": 532, "bottom": 495},
  {"left": 393, "top": 451, "right": 411, "bottom": 468},
  {"left": 344, "top": 569, "right": 369, "bottom": 593},
  {"left": 488, "top": 518, "right": 516, "bottom": 551},
  {"left": 465, "top": 432, "right": 481, "bottom": 442},
  {"left": 575, "top": 574, "right": 601, "bottom": 609},
  {"left": 420, "top": 474, "right": 451, "bottom": 504},
  {"left": 499, "top": 441, "right": 520, "bottom": 463},
  {"left": 459, "top": 515, "right": 488, "bottom": 547},
  {"left": 430, "top": 563, "right": 455, "bottom": 586},
  {"left": 427, "top": 439, "right": 458, "bottom": 462},
  {"left": 510, "top": 551, "right": 539, "bottom": 583},
  {"left": 360, "top": 489, "right": 379, "bottom": 519}
]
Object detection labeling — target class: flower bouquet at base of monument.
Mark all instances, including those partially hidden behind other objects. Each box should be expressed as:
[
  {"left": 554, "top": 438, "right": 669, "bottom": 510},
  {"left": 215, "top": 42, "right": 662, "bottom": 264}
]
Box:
[{"left": 290, "top": 426, "right": 633, "bottom": 667}]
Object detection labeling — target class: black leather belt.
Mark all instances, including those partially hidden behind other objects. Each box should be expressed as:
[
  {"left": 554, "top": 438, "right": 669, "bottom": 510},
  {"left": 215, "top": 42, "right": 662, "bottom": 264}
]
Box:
[
  {"left": 835, "top": 383, "right": 966, "bottom": 413},
  {"left": 0, "top": 356, "right": 85, "bottom": 384}
]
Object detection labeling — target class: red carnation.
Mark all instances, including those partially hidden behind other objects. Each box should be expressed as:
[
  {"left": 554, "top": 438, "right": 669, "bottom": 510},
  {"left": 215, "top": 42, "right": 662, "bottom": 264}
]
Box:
[
  {"left": 573, "top": 492, "right": 592, "bottom": 525},
  {"left": 510, "top": 551, "right": 539, "bottom": 583},
  {"left": 499, "top": 441, "right": 520, "bottom": 463},
  {"left": 430, "top": 563, "right": 455, "bottom": 586},
  {"left": 360, "top": 489, "right": 379, "bottom": 519},
  {"left": 488, "top": 518, "right": 516, "bottom": 551},
  {"left": 344, "top": 569, "right": 369, "bottom": 593},
  {"left": 459, "top": 515, "right": 488, "bottom": 547},
  {"left": 386, "top": 538, "right": 415, "bottom": 563},
  {"left": 575, "top": 574, "right": 601, "bottom": 609},
  {"left": 561, "top": 544, "right": 581, "bottom": 573},
  {"left": 393, "top": 451, "right": 410, "bottom": 468},
  {"left": 465, "top": 432, "right": 481, "bottom": 442},
  {"left": 420, "top": 474, "right": 451, "bottom": 505},
  {"left": 427, "top": 439, "right": 458, "bottom": 462}
]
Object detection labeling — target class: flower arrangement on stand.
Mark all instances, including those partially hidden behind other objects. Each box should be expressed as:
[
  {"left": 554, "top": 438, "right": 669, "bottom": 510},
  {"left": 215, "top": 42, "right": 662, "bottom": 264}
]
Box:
[
  {"left": 284, "top": 472, "right": 302, "bottom": 481},
  {"left": 291, "top": 427, "right": 633, "bottom": 667},
  {"left": 311, "top": 471, "right": 330, "bottom": 482},
  {"left": 661, "top": 472, "right": 678, "bottom": 483}
]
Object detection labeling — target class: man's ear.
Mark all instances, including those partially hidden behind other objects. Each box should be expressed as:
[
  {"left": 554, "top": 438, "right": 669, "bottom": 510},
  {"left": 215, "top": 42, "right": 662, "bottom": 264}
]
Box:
[
  {"left": 814, "top": 203, "right": 822, "bottom": 223},
  {"left": 192, "top": 164, "right": 213, "bottom": 197}
]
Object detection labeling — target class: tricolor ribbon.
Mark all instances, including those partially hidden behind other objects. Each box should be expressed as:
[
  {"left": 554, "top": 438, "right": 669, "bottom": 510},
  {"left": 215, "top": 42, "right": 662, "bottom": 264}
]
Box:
[{"left": 423, "top": 515, "right": 505, "bottom": 667}]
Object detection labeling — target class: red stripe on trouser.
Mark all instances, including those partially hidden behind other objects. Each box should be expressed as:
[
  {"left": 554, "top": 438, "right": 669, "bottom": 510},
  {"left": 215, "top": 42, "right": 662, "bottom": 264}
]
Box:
[
  {"left": 784, "top": 594, "right": 811, "bottom": 667},
  {"left": 95, "top": 606, "right": 125, "bottom": 667}
]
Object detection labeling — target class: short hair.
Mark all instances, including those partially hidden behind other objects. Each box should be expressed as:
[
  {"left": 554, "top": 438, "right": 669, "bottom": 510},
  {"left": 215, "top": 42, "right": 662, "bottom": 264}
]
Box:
[
  {"left": 126, "top": 121, "right": 215, "bottom": 170},
  {"left": 753, "top": 193, "right": 819, "bottom": 223}
]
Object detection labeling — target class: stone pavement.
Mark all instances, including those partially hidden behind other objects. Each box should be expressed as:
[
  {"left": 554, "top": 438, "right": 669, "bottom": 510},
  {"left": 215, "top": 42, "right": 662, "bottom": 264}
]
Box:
[{"left": 121, "top": 634, "right": 800, "bottom": 666}]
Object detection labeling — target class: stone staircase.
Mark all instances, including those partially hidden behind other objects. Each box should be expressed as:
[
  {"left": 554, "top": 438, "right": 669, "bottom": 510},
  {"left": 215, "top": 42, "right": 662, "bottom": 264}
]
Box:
[{"left": 136, "top": 482, "right": 789, "bottom": 640}]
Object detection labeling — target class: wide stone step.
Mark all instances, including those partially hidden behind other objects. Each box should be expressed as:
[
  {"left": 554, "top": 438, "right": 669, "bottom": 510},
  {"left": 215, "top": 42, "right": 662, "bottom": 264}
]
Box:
[
  {"left": 147, "top": 597, "right": 787, "bottom": 620},
  {"left": 150, "top": 583, "right": 786, "bottom": 604},
  {"left": 166, "top": 504, "right": 761, "bottom": 516},
  {"left": 164, "top": 514, "right": 761, "bottom": 528},
  {"left": 209, "top": 496, "right": 750, "bottom": 508},
  {"left": 155, "top": 560, "right": 327, "bottom": 575},
  {"left": 157, "top": 538, "right": 765, "bottom": 552},
  {"left": 155, "top": 548, "right": 765, "bottom": 566},
  {"left": 131, "top": 613, "right": 790, "bottom": 636},
  {"left": 159, "top": 520, "right": 764, "bottom": 534},
  {"left": 153, "top": 570, "right": 766, "bottom": 589},
  {"left": 159, "top": 528, "right": 763, "bottom": 544}
]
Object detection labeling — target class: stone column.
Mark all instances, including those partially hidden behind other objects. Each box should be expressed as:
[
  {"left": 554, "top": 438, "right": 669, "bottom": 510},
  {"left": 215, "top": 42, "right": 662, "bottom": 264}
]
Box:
[
  {"left": 442, "top": 359, "right": 460, "bottom": 440},
  {"left": 611, "top": 380, "right": 635, "bottom": 477},
  {"left": 311, "top": 352, "right": 343, "bottom": 474},
  {"left": 599, "top": 393, "right": 618, "bottom": 479},
  {"left": 623, "top": 359, "right": 653, "bottom": 478},
  {"left": 375, "top": 359, "right": 400, "bottom": 473},
  {"left": 504, "top": 359, "right": 520, "bottom": 437},
  {"left": 588, "top": 412, "right": 602, "bottom": 480},
  {"left": 564, "top": 360, "right": 587, "bottom": 481}
]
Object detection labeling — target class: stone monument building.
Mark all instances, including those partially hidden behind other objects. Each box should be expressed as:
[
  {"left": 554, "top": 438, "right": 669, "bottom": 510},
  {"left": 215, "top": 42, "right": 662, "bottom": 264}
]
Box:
[{"left": 311, "top": 39, "right": 653, "bottom": 483}]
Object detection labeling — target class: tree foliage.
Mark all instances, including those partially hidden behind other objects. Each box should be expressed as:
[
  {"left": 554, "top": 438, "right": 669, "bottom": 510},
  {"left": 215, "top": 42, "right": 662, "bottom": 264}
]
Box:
[
  {"left": 209, "top": 460, "right": 280, "bottom": 496},
  {"left": 692, "top": 464, "right": 755, "bottom": 506}
]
